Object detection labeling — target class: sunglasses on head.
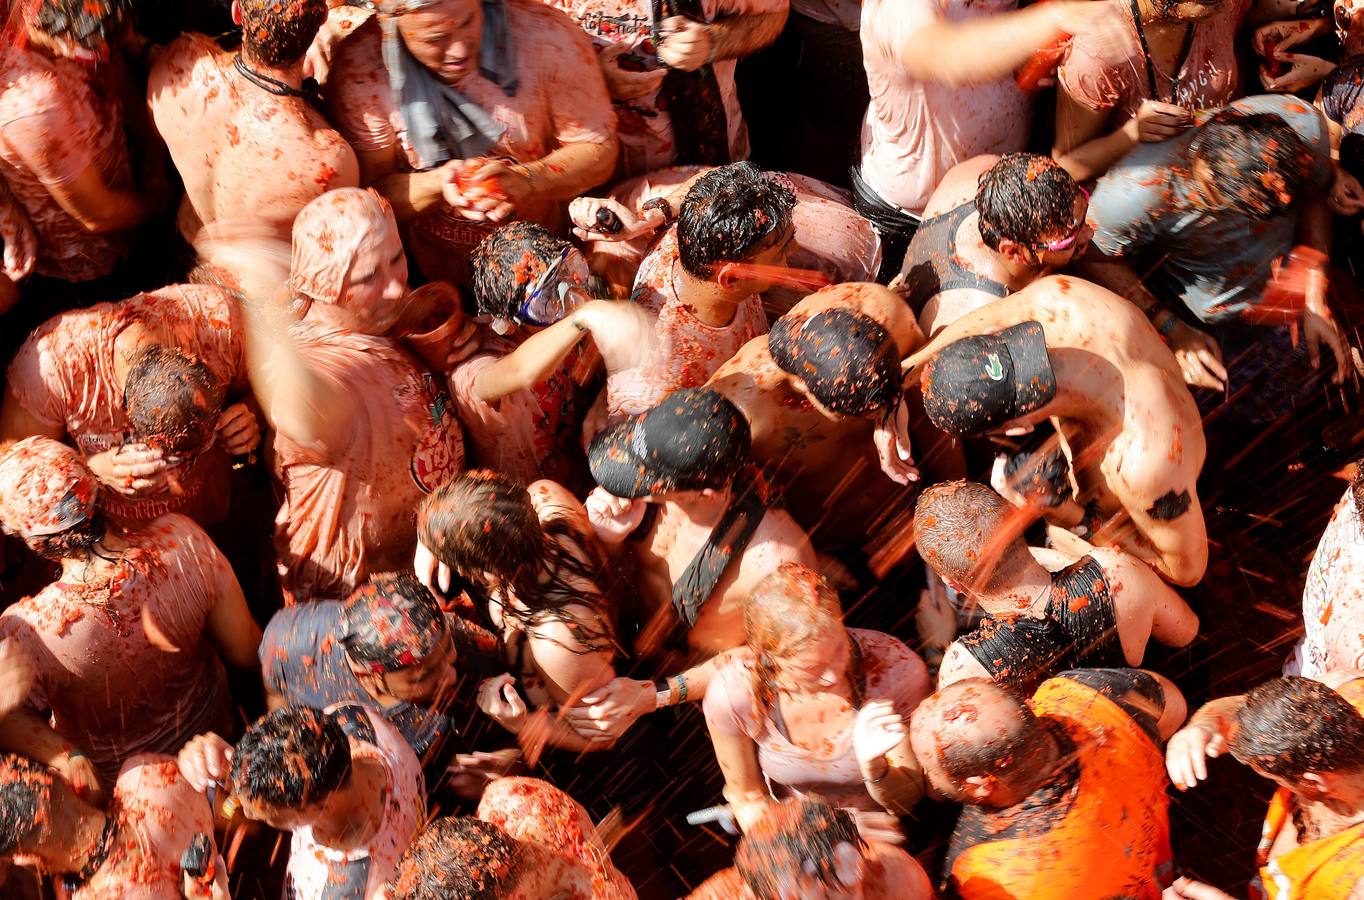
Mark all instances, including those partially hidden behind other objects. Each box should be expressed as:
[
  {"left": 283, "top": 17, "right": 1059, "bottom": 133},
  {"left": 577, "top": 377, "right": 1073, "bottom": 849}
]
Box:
[
  {"left": 1025, "top": 186, "right": 1091, "bottom": 253},
  {"left": 517, "top": 248, "right": 580, "bottom": 327}
]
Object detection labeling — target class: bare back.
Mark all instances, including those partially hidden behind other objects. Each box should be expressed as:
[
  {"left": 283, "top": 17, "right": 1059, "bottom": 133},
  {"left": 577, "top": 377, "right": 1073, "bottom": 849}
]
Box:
[{"left": 149, "top": 35, "right": 359, "bottom": 242}]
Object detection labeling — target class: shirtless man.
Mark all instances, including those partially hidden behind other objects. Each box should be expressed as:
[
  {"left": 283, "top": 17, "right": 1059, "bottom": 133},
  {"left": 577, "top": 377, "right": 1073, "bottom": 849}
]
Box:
[
  {"left": 1, "top": 284, "right": 259, "bottom": 527},
  {"left": 688, "top": 797, "right": 932, "bottom": 899},
  {"left": 611, "top": 163, "right": 797, "bottom": 415},
  {"left": 0, "top": 437, "right": 261, "bottom": 795},
  {"left": 475, "top": 777, "right": 636, "bottom": 898},
  {"left": 904, "top": 275, "right": 1208, "bottom": 586},
  {"left": 0, "top": 752, "right": 229, "bottom": 899},
  {"left": 1287, "top": 471, "right": 1364, "bottom": 678},
  {"left": 915, "top": 480, "right": 1199, "bottom": 693},
  {"left": 912, "top": 671, "right": 1186, "bottom": 898},
  {"left": 706, "top": 282, "right": 932, "bottom": 548},
  {"left": 178, "top": 704, "right": 424, "bottom": 900},
  {"left": 565, "top": 388, "right": 816, "bottom": 741},
  {"left": 893, "top": 153, "right": 1092, "bottom": 337},
  {"left": 386, "top": 814, "right": 624, "bottom": 899},
  {"left": 1165, "top": 672, "right": 1364, "bottom": 899},
  {"left": 149, "top": 0, "right": 359, "bottom": 245}
]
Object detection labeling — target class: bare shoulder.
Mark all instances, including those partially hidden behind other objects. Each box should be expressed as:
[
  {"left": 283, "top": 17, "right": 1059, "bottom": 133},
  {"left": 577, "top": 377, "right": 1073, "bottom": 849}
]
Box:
[{"left": 921, "top": 154, "right": 998, "bottom": 217}]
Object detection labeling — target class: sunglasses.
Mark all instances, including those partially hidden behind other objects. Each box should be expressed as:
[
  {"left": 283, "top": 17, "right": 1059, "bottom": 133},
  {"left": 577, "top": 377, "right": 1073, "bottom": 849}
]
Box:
[{"left": 1025, "top": 186, "right": 1091, "bottom": 253}]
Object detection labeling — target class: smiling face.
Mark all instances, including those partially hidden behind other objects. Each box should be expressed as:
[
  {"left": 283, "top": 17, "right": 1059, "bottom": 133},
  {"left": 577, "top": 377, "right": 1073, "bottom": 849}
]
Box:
[
  {"left": 337, "top": 223, "right": 409, "bottom": 335},
  {"left": 397, "top": 0, "right": 483, "bottom": 86},
  {"left": 775, "top": 630, "right": 852, "bottom": 694}
]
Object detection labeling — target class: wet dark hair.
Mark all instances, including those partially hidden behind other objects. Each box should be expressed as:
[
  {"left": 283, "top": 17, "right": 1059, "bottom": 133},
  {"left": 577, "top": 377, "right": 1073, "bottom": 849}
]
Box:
[
  {"left": 26, "top": 508, "right": 108, "bottom": 561},
  {"left": 123, "top": 346, "right": 224, "bottom": 455},
  {"left": 0, "top": 754, "right": 53, "bottom": 855},
  {"left": 936, "top": 691, "right": 1041, "bottom": 784},
  {"left": 914, "top": 480, "right": 1032, "bottom": 591},
  {"left": 239, "top": 0, "right": 328, "bottom": 68},
  {"left": 735, "top": 799, "right": 865, "bottom": 900},
  {"left": 341, "top": 573, "right": 449, "bottom": 674},
  {"left": 469, "top": 221, "right": 570, "bottom": 319},
  {"left": 387, "top": 817, "right": 524, "bottom": 900},
  {"left": 417, "top": 472, "right": 617, "bottom": 654},
  {"left": 976, "top": 154, "right": 1082, "bottom": 252},
  {"left": 1188, "top": 110, "right": 1314, "bottom": 219},
  {"left": 21, "top": 0, "right": 127, "bottom": 49},
  {"left": 676, "top": 163, "right": 796, "bottom": 279},
  {"left": 1230, "top": 676, "right": 1364, "bottom": 780},
  {"left": 231, "top": 706, "right": 351, "bottom": 810}
]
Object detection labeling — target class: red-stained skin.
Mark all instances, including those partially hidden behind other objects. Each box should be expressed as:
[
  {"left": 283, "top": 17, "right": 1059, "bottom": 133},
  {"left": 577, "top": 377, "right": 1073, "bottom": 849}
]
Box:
[{"left": 147, "top": 32, "right": 360, "bottom": 245}]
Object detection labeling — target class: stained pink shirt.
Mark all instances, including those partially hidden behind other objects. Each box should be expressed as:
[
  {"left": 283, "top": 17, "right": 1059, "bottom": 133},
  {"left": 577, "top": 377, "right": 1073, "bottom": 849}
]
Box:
[
  {"left": 858, "top": 0, "right": 1029, "bottom": 215},
  {"left": 0, "top": 45, "right": 132, "bottom": 282},
  {"left": 703, "top": 628, "right": 929, "bottom": 812},
  {"left": 1289, "top": 486, "right": 1364, "bottom": 679},
  {"left": 611, "top": 225, "right": 768, "bottom": 415},
  {"left": 541, "top": 0, "right": 786, "bottom": 176},
  {"left": 0, "top": 516, "right": 235, "bottom": 786},
  {"left": 75, "top": 755, "right": 224, "bottom": 900},
  {"left": 448, "top": 334, "right": 591, "bottom": 486},
  {"left": 6, "top": 285, "right": 246, "bottom": 527},
  {"left": 1058, "top": 0, "right": 1246, "bottom": 124},
  {"left": 272, "top": 321, "right": 464, "bottom": 602},
  {"left": 324, "top": 1, "right": 616, "bottom": 283}
]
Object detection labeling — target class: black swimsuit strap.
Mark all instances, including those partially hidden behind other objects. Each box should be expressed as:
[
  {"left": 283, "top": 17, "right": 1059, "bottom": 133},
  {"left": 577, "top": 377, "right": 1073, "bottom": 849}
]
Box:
[{"left": 1130, "top": 0, "right": 1197, "bottom": 104}]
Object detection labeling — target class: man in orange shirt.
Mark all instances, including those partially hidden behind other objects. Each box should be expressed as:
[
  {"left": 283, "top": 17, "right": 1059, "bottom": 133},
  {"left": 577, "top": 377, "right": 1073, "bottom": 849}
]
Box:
[
  {"left": 1165, "top": 673, "right": 1364, "bottom": 899},
  {"left": 911, "top": 669, "right": 1186, "bottom": 898}
]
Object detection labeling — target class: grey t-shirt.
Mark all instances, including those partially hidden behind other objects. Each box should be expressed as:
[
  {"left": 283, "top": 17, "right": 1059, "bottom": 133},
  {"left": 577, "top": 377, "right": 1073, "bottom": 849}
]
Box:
[{"left": 1089, "top": 94, "right": 1332, "bottom": 324}]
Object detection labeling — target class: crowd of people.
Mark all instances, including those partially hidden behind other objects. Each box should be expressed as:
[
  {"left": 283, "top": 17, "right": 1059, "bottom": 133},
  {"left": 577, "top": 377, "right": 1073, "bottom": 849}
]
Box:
[{"left": 0, "top": 0, "right": 1360, "bottom": 895}]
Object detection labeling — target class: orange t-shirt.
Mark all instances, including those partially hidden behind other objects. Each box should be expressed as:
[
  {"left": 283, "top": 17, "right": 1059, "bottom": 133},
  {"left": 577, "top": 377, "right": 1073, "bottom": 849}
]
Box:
[
  {"left": 947, "top": 673, "right": 1173, "bottom": 899},
  {"left": 1254, "top": 679, "right": 1364, "bottom": 899}
]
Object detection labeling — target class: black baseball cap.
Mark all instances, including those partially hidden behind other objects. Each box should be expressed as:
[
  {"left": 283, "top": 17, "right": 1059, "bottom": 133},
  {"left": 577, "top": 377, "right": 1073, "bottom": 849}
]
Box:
[
  {"left": 588, "top": 389, "right": 751, "bottom": 499},
  {"left": 769, "top": 309, "right": 901, "bottom": 417},
  {"left": 920, "top": 321, "right": 1057, "bottom": 435}
]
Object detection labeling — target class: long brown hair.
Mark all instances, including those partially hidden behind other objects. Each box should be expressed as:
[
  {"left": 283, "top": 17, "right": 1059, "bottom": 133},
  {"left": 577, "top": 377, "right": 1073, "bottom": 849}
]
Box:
[
  {"left": 745, "top": 563, "right": 863, "bottom": 714},
  {"left": 417, "top": 471, "right": 617, "bottom": 654}
]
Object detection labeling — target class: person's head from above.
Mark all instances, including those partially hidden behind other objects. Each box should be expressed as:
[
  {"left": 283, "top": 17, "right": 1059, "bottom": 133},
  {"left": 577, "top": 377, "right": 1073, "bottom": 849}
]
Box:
[
  {"left": 0, "top": 437, "right": 105, "bottom": 561},
  {"left": 909, "top": 678, "right": 1048, "bottom": 807},
  {"left": 123, "top": 345, "right": 226, "bottom": 473},
  {"left": 386, "top": 0, "right": 483, "bottom": 87},
  {"left": 418, "top": 470, "right": 545, "bottom": 598},
  {"left": 291, "top": 188, "right": 409, "bottom": 336},
  {"left": 386, "top": 815, "right": 589, "bottom": 899},
  {"left": 677, "top": 163, "right": 798, "bottom": 294},
  {"left": 1137, "top": 0, "right": 1226, "bottom": 25},
  {"left": 745, "top": 563, "right": 853, "bottom": 703},
  {"left": 914, "top": 480, "right": 1031, "bottom": 595},
  {"left": 0, "top": 753, "right": 62, "bottom": 865},
  {"left": 342, "top": 573, "right": 456, "bottom": 704},
  {"left": 768, "top": 308, "right": 903, "bottom": 421},
  {"left": 475, "top": 777, "right": 598, "bottom": 854},
  {"left": 920, "top": 321, "right": 1057, "bottom": 438},
  {"left": 588, "top": 388, "right": 753, "bottom": 502},
  {"left": 233, "top": 0, "right": 328, "bottom": 69},
  {"left": 470, "top": 222, "right": 594, "bottom": 336},
  {"left": 976, "top": 154, "right": 1091, "bottom": 274},
  {"left": 1229, "top": 676, "right": 1364, "bottom": 801},
  {"left": 1187, "top": 109, "right": 1315, "bottom": 220},
  {"left": 229, "top": 706, "right": 352, "bottom": 831},
  {"left": 734, "top": 798, "right": 870, "bottom": 900},
  {"left": 14, "top": 0, "right": 128, "bottom": 63}
]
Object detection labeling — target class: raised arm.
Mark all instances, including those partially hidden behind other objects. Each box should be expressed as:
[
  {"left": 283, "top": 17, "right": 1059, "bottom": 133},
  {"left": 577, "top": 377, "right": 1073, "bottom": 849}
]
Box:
[{"left": 1091, "top": 547, "right": 1199, "bottom": 652}]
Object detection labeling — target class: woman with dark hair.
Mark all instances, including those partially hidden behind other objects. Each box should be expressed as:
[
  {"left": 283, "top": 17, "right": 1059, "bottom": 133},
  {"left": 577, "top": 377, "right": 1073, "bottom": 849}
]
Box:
[
  {"left": 415, "top": 470, "right": 627, "bottom": 751},
  {"left": 701, "top": 563, "right": 930, "bottom": 833}
]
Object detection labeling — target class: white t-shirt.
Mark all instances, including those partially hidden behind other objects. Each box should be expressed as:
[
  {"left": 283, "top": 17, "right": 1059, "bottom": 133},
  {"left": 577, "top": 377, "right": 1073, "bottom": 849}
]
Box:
[{"left": 284, "top": 706, "right": 426, "bottom": 900}]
